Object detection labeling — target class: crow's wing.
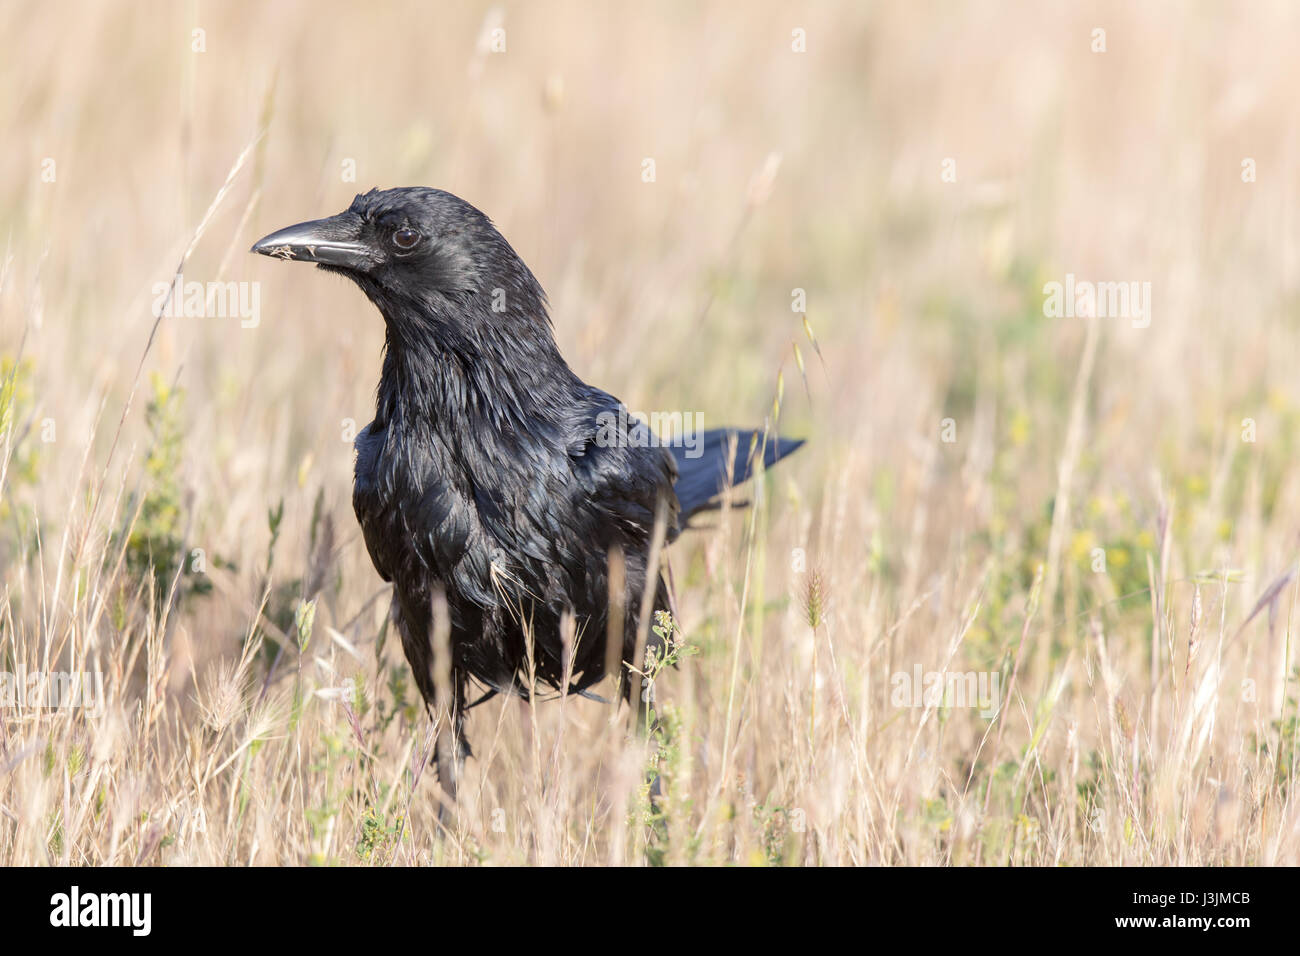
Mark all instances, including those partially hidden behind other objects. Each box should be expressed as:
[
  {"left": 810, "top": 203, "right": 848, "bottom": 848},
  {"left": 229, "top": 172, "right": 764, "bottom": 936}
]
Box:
[{"left": 567, "top": 398, "right": 681, "bottom": 544}]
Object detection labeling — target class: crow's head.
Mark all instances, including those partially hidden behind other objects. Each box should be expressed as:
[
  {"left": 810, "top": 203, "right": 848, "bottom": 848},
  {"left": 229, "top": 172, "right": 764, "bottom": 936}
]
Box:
[{"left": 251, "top": 187, "right": 548, "bottom": 351}]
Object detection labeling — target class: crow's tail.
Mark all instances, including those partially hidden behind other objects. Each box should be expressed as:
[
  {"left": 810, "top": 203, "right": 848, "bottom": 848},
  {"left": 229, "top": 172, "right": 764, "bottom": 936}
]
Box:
[{"left": 670, "top": 428, "right": 804, "bottom": 528}]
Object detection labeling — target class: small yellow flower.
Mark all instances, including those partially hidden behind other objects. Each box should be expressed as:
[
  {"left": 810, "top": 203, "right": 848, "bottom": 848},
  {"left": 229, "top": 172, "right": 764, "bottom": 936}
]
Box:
[
  {"left": 1070, "top": 531, "right": 1095, "bottom": 563},
  {"left": 1009, "top": 409, "right": 1030, "bottom": 447}
]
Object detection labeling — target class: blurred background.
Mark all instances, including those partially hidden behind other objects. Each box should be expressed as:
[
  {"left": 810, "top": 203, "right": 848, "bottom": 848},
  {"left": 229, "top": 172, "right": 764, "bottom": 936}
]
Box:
[{"left": 2, "top": 1, "right": 1299, "bottom": 865}]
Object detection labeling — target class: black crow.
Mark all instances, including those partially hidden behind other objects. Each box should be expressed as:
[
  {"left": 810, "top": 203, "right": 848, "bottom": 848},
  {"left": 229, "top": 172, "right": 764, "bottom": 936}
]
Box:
[{"left": 252, "top": 187, "right": 802, "bottom": 792}]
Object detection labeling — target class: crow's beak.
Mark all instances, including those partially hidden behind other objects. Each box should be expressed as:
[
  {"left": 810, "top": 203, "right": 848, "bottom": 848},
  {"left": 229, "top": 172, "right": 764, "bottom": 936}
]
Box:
[{"left": 250, "top": 212, "right": 375, "bottom": 270}]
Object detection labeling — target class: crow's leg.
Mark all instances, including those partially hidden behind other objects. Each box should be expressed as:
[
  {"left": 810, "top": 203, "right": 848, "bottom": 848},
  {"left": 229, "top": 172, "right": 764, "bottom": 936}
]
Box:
[
  {"left": 393, "top": 598, "right": 470, "bottom": 809},
  {"left": 433, "top": 670, "right": 470, "bottom": 805}
]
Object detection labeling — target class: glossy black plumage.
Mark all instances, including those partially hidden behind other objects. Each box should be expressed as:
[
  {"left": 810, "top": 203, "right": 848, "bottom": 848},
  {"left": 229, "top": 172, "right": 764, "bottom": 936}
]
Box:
[{"left": 252, "top": 187, "right": 803, "bottom": 786}]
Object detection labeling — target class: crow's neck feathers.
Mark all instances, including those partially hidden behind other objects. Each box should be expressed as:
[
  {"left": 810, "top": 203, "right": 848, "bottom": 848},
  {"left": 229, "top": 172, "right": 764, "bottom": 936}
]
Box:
[{"left": 364, "top": 252, "right": 580, "bottom": 448}]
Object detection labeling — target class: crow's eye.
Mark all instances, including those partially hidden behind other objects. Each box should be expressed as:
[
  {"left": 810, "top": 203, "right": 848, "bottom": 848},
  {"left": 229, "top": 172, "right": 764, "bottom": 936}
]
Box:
[{"left": 393, "top": 228, "right": 421, "bottom": 250}]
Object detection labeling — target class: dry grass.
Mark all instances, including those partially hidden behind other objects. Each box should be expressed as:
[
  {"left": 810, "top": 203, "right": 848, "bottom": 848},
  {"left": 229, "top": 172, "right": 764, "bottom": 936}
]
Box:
[{"left": 2, "top": 0, "right": 1299, "bottom": 865}]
